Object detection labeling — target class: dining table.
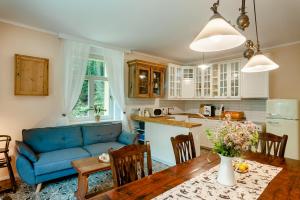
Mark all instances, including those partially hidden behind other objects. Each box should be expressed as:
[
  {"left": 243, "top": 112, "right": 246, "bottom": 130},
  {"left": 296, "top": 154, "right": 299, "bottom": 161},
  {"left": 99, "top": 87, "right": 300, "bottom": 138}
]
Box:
[{"left": 89, "top": 152, "right": 300, "bottom": 200}]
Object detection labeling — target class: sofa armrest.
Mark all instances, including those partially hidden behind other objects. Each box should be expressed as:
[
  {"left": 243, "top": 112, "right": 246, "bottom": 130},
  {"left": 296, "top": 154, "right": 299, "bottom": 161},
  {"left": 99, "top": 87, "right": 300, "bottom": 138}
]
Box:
[
  {"left": 16, "top": 152, "right": 36, "bottom": 185},
  {"left": 15, "top": 140, "right": 38, "bottom": 162},
  {"left": 117, "top": 131, "right": 137, "bottom": 145}
]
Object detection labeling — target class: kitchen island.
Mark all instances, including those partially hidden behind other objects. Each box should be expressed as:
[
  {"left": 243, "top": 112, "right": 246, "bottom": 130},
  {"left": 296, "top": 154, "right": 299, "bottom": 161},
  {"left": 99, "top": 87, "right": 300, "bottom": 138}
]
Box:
[{"left": 131, "top": 115, "right": 202, "bottom": 166}]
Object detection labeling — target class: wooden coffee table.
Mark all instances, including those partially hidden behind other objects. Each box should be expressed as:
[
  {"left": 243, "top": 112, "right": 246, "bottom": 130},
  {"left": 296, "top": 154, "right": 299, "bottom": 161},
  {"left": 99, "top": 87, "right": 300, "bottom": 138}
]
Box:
[{"left": 71, "top": 157, "right": 111, "bottom": 200}]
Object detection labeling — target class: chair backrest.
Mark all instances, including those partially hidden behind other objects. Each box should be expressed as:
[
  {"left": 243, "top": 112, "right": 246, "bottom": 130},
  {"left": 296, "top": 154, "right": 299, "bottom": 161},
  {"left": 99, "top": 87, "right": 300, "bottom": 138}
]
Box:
[
  {"left": 253, "top": 132, "right": 288, "bottom": 158},
  {"left": 109, "top": 142, "right": 152, "bottom": 187},
  {"left": 0, "top": 135, "right": 11, "bottom": 153},
  {"left": 171, "top": 132, "right": 196, "bottom": 164}
]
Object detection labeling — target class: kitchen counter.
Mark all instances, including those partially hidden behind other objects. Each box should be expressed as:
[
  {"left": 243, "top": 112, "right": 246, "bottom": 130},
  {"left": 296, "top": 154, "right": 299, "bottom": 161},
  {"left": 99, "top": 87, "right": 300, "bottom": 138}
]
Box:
[
  {"left": 170, "top": 113, "right": 246, "bottom": 121},
  {"left": 131, "top": 115, "right": 202, "bottom": 128}
]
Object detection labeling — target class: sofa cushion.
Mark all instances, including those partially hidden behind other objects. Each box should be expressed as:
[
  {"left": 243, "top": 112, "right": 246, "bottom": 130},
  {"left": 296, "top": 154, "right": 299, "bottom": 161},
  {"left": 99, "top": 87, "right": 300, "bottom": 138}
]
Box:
[
  {"left": 34, "top": 147, "right": 90, "bottom": 176},
  {"left": 15, "top": 141, "right": 38, "bottom": 162},
  {"left": 81, "top": 123, "right": 122, "bottom": 145},
  {"left": 83, "top": 142, "right": 125, "bottom": 157},
  {"left": 118, "top": 131, "right": 137, "bottom": 145},
  {"left": 23, "top": 126, "right": 83, "bottom": 153}
]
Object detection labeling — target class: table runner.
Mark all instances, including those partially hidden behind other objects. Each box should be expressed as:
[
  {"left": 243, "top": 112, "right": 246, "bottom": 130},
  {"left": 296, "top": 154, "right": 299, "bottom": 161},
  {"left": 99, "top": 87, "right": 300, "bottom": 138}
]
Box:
[{"left": 153, "top": 159, "right": 282, "bottom": 200}]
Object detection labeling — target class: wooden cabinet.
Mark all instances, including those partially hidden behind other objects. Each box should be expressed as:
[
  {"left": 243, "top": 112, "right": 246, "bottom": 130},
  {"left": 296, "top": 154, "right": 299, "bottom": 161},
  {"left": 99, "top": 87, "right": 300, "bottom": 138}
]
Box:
[{"left": 128, "top": 60, "right": 166, "bottom": 98}]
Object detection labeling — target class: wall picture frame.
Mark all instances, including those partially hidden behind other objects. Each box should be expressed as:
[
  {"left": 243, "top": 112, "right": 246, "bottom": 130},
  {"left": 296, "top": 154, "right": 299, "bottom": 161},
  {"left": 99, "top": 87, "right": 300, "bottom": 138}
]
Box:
[{"left": 15, "top": 54, "right": 49, "bottom": 96}]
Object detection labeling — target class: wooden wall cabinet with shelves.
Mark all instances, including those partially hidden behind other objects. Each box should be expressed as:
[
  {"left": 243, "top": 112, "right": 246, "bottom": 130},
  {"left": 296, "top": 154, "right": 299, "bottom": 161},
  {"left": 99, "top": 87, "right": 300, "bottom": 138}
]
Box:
[{"left": 128, "top": 60, "right": 166, "bottom": 98}]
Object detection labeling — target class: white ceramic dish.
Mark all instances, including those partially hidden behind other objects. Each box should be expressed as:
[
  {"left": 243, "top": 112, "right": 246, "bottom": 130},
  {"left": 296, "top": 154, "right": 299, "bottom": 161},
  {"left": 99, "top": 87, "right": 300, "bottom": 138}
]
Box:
[{"left": 99, "top": 153, "right": 110, "bottom": 163}]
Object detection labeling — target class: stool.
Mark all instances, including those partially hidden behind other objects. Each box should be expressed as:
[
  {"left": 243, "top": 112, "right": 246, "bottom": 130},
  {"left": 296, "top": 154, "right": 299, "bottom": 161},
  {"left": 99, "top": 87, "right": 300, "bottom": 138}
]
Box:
[{"left": 0, "top": 135, "right": 17, "bottom": 193}]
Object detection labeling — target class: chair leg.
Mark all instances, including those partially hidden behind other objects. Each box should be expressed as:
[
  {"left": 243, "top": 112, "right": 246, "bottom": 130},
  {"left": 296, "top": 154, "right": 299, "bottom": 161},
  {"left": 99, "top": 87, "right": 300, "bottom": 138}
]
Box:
[
  {"left": 35, "top": 183, "right": 42, "bottom": 193},
  {"left": 4, "top": 153, "right": 17, "bottom": 193}
]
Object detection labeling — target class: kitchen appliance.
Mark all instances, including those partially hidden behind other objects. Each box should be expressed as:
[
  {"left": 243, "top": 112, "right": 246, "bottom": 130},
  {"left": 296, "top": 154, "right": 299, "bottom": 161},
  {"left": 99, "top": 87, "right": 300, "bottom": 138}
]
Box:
[
  {"left": 203, "top": 105, "right": 216, "bottom": 117},
  {"left": 224, "top": 111, "right": 245, "bottom": 120},
  {"left": 266, "top": 99, "right": 299, "bottom": 160},
  {"left": 146, "top": 108, "right": 165, "bottom": 117},
  {"left": 215, "top": 104, "right": 224, "bottom": 116}
]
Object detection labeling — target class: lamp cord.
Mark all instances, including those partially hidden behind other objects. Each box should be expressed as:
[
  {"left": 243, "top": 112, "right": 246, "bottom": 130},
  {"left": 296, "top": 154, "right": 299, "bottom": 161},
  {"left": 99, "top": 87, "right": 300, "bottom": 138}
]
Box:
[{"left": 253, "top": 0, "right": 260, "bottom": 51}]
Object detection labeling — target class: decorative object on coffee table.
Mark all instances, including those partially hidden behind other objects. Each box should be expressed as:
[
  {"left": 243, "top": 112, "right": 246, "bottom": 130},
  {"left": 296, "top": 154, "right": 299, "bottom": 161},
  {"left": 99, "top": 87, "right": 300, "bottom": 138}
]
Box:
[
  {"left": 206, "top": 117, "right": 258, "bottom": 186},
  {"left": 15, "top": 54, "right": 49, "bottom": 96},
  {"left": 71, "top": 157, "right": 110, "bottom": 200}
]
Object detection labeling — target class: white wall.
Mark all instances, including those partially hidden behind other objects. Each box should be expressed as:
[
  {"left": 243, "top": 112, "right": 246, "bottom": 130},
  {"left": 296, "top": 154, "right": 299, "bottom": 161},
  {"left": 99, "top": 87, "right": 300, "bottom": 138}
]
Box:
[{"left": 0, "top": 22, "right": 64, "bottom": 179}]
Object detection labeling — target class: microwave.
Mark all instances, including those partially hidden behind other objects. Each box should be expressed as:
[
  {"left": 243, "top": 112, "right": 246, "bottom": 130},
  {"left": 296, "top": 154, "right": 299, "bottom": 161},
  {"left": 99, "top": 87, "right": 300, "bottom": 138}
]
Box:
[
  {"left": 147, "top": 108, "right": 165, "bottom": 117},
  {"left": 203, "top": 105, "right": 216, "bottom": 117}
]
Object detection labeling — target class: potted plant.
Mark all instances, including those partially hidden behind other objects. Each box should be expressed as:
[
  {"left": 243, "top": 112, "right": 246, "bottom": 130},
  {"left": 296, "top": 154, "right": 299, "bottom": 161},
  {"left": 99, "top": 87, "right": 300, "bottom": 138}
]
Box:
[
  {"left": 206, "top": 116, "right": 258, "bottom": 186},
  {"left": 91, "top": 104, "right": 106, "bottom": 122}
]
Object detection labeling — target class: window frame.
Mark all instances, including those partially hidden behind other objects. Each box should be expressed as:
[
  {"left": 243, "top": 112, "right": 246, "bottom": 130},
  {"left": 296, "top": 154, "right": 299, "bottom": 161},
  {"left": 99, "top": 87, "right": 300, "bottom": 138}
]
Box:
[{"left": 70, "top": 58, "right": 115, "bottom": 122}]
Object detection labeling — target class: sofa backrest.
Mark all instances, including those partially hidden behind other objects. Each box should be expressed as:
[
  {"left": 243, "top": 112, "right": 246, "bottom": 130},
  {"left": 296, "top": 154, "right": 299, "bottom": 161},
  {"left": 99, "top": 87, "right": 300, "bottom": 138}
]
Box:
[
  {"left": 22, "top": 125, "right": 83, "bottom": 153},
  {"left": 81, "top": 122, "right": 122, "bottom": 146}
]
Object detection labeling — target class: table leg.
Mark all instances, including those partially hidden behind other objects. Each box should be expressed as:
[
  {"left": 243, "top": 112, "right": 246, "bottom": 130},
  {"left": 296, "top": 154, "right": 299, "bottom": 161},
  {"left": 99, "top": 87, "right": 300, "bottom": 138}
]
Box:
[{"left": 76, "top": 174, "right": 89, "bottom": 200}]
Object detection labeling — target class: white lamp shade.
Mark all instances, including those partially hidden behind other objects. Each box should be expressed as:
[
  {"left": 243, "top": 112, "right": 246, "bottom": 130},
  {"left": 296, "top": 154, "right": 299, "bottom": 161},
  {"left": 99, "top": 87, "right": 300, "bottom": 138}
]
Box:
[
  {"left": 190, "top": 14, "right": 246, "bottom": 52},
  {"left": 198, "top": 64, "right": 210, "bottom": 70},
  {"left": 241, "top": 53, "right": 279, "bottom": 73}
]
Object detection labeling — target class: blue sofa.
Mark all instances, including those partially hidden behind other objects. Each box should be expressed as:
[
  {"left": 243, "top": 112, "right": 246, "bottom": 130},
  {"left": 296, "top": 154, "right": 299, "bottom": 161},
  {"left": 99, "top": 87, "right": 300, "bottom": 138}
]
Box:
[{"left": 15, "top": 122, "right": 135, "bottom": 186}]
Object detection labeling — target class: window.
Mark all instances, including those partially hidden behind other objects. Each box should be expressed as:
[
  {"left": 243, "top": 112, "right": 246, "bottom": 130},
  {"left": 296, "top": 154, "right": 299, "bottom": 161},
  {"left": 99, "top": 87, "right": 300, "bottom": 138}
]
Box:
[{"left": 71, "top": 58, "right": 114, "bottom": 121}]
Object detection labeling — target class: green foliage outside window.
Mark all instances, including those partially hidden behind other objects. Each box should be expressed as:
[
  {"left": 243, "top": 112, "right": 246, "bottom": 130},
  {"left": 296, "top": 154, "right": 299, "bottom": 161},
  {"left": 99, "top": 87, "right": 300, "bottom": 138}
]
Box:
[{"left": 72, "top": 59, "right": 109, "bottom": 119}]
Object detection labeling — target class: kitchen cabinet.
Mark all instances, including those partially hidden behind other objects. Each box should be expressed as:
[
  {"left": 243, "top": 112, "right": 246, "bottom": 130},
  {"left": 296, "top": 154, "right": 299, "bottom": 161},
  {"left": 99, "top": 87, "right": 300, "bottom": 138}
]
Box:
[
  {"left": 203, "top": 67, "right": 212, "bottom": 97},
  {"left": 128, "top": 60, "right": 166, "bottom": 98},
  {"left": 166, "top": 59, "right": 244, "bottom": 100},
  {"left": 167, "top": 64, "right": 182, "bottom": 98},
  {"left": 181, "top": 66, "right": 195, "bottom": 98},
  {"left": 241, "top": 70, "right": 269, "bottom": 98}
]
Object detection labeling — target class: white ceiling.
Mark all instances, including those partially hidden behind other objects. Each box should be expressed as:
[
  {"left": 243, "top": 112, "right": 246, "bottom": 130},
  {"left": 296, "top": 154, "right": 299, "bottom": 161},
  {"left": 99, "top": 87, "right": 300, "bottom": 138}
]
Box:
[{"left": 0, "top": 0, "right": 300, "bottom": 63}]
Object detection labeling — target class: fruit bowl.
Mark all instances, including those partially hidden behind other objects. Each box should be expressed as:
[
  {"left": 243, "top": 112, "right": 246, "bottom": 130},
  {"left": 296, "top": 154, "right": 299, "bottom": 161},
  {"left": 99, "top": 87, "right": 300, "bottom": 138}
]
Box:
[{"left": 234, "top": 162, "right": 249, "bottom": 173}]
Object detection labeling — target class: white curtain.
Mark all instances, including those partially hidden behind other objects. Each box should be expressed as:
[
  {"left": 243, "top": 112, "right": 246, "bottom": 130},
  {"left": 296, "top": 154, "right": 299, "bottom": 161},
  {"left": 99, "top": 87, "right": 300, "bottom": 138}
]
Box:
[
  {"left": 91, "top": 46, "right": 128, "bottom": 131},
  {"left": 62, "top": 39, "right": 90, "bottom": 121}
]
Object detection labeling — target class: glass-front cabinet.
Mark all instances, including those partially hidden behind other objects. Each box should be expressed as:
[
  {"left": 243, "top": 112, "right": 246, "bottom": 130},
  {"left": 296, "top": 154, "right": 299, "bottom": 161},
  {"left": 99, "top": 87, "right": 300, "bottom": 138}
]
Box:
[
  {"left": 230, "top": 61, "right": 241, "bottom": 98},
  {"left": 128, "top": 60, "right": 166, "bottom": 98},
  {"left": 166, "top": 59, "right": 241, "bottom": 99},
  {"left": 151, "top": 67, "right": 165, "bottom": 97},
  {"left": 203, "top": 67, "right": 212, "bottom": 97},
  {"left": 167, "top": 64, "right": 182, "bottom": 98},
  {"left": 195, "top": 68, "right": 202, "bottom": 98},
  {"left": 219, "top": 63, "right": 228, "bottom": 98}
]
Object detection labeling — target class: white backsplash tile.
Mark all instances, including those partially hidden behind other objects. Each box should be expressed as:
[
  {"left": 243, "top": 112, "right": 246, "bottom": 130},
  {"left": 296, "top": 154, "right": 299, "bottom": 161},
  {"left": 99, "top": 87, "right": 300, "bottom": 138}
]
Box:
[{"left": 184, "top": 99, "right": 267, "bottom": 122}]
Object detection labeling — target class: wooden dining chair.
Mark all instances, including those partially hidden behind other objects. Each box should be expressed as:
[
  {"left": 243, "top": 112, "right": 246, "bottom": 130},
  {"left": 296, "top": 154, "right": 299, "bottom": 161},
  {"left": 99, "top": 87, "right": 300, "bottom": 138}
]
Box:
[
  {"left": 253, "top": 132, "right": 288, "bottom": 158},
  {"left": 108, "top": 142, "right": 152, "bottom": 187},
  {"left": 171, "top": 132, "right": 196, "bottom": 164}
]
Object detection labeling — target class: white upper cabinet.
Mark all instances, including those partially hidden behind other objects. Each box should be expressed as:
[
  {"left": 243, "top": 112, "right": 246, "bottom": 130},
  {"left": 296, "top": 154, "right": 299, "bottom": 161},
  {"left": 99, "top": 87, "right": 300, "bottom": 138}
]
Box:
[
  {"left": 181, "top": 66, "right": 195, "bottom": 98},
  {"left": 167, "top": 59, "right": 268, "bottom": 100},
  {"left": 194, "top": 68, "right": 202, "bottom": 98},
  {"left": 203, "top": 67, "right": 212, "bottom": 98},
  {"left": 219, "top": 63, "right": 229, "bottom": 97},
  {"left": 229, "top": 61, "right": 241, "bottom": 98},
  {"left": 167, "top": 64, "right": 182, "bottom": 98},
  {"left": 241, "top": 70, "right": 269, "bottom": 98}
]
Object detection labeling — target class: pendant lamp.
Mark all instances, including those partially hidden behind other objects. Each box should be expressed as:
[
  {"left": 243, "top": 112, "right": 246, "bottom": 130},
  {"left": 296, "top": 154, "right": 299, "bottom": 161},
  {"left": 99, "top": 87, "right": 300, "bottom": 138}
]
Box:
[
  {"left": 190, "top": 0, "right": 246, "bottom": 52},
  {"left": 198, "top": 53, "right": 209, "bottom": 70},
  {"left": 242, "top": 0, "right": 279, "bottom": 73}
]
